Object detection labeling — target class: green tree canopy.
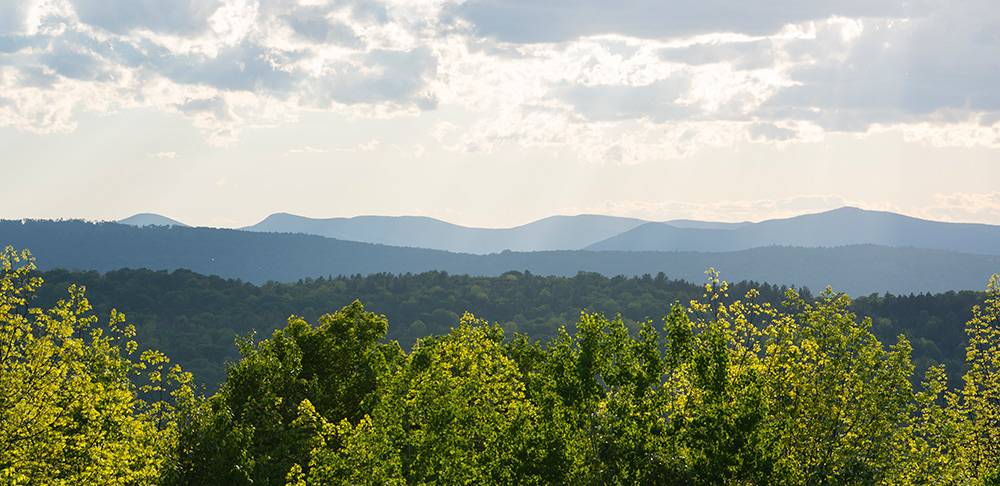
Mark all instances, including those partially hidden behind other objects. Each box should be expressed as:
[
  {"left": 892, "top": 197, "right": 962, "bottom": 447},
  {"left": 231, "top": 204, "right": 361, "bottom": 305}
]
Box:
[
  {"left": 0, "top": 246, "right": 189, "bottom": 484},
  {"left": 3, "top": 245, "right": 999, "bottom": 484},
  {"left": 166, "top": 300, "right": 404, "bottom": 484}
]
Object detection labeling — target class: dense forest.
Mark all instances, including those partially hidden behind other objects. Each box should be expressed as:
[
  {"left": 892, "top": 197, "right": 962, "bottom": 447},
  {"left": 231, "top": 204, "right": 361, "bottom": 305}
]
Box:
[
  {"left": 3, "top": 247, "right": 999, "bottom": 484},
  {"left": 35, "top": 267, "right": 981, "bottom": 389}
]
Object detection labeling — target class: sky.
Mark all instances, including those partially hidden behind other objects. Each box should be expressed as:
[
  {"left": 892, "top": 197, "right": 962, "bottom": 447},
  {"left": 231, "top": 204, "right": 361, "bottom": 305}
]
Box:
[{"left": 1, "top": 0, "right": 999, "bottom": 228}]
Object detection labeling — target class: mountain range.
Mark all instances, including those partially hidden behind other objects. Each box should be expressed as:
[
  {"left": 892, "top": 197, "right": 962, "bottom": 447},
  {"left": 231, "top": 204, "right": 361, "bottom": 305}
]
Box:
[
  {"left": 240, "top": 213, "right": 647, "bottom": 254},
  {"left": 119, "top": 207, "right": 1000, "bottom": 257},
  {"left": 586, "top": 207, "right": 1000, "bottom": 255},
  {"left": 118, "top": 213, "right": 189, "bottom": 228},
  {"left": 4, "top": 219, "right": 999, "bottom": 295}
]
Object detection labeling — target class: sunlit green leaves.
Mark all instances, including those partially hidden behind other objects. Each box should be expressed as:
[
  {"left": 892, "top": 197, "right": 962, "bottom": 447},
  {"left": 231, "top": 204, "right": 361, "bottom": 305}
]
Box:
[
  {"left": 0, "top": 246, "right": 188, "bottom": 485},
  {"left": 4, "top": 244, "right": 999, "bottom": 485}
]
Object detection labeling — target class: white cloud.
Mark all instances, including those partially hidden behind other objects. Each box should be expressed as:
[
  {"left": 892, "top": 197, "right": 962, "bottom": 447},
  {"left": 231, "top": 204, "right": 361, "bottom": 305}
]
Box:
[
  {"left": 449, "top": 0, "right": 908, "bottom": 43},
  {"left": 895, "top": 120, "right": 1000, "bottom": 149},
  {"left": 0, "top": 1, "right": 36, "bottom": 34},
  {"left": 146, "top": 151, "right": 177, "bottom": 159},
  {"left": 0, "top": 0, "right": 442, "bottom": 142},
  {"left": 286, "top": 145, "right": 328, "bottom": 155},
  {"left": 353, "top": 139, "right": 380, "bottom": 151},
  {"left": 0, "top": 0, "right": 997, "bottom": 160},
  {"left": 926, "top": 192, "right": 1000, "bottom": 223},
  {"left": 70, "top": 0, "right": 221, "bottom": 35},
  {"left": 284, "top": 139, "right": 381, "bottom": 156}
]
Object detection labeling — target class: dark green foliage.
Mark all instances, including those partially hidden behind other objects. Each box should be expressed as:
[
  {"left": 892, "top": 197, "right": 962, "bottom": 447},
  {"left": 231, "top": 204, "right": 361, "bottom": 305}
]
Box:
[
  {"left": 166, "top": 301, "right": 403, "bottom": 484},
  {"left": 179, "top": 279, "right": 994, "bottom": 485},
  {"left": 6, "top": 245, "right": 1000, "bottom": 485},
  {"left": 33, "top": 268, "right": 981, "bottom": 389}
]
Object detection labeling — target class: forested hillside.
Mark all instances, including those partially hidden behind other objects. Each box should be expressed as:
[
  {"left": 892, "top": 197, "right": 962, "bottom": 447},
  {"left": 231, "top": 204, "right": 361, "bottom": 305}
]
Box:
[
  {"left": 36, "top": 267, "right": 982, "bottom": 389},
  {"left": 4, "top": 247, "right": 999, "bottom": 484},
  {"left": 4, "top": 219, "right": 1000, "bottom": 295}
]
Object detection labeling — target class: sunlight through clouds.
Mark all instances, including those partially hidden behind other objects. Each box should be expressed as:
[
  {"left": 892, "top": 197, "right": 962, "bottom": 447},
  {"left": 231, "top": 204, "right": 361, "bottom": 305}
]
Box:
[{"left": 0, "top": 0, "right": 998, "bottom": 161}]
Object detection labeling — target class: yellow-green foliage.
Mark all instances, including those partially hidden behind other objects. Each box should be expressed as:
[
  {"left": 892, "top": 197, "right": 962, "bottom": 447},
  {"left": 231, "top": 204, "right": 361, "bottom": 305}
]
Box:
[
  {"left": 0, "top": 247, "right": 190, "bottom": 484},
  {"left": 290, "top": 271, "right": 1000, "bottom": 485},
  {"left": 960, "top": 275, "right": 1000, "bottom": 480},
  {"left": 309, "top": 315, "right": 540, "bottom": 484},
  {"left": 3, "top": 246, "right": 999, "bottom": 485}
]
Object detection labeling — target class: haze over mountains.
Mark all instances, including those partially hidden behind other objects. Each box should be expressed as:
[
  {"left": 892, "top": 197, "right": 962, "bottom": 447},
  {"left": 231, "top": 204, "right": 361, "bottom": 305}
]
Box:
[
  {"left": 4, "top": 218, "right": 1000, "bottom": 295},
  {"left": 0, "top": 206, "right": 991, "bottom": 296},
  {"left": 119, "top": 207, "right": 1000, "bottom": 257},
  {"left": 587, "top": 207, "right": 1000, "bottom": 255},
  {"left": 118, "top": 213, "right": 188, "bottom": 228},
  {"left": 241, "top": 213, "right": 648, "bottom": 254}
]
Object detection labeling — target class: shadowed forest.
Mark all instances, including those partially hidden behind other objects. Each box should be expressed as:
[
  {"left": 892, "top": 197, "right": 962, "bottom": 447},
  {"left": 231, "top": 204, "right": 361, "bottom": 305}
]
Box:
[{"left": 34, "top": 267, "right": 983, "bottom": 389}]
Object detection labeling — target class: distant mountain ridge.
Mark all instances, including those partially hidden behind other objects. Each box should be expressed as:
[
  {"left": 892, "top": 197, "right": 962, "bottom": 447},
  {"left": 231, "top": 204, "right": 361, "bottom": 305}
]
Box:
[
  {"left": 116, "top": 207, "right": 1000, "bottom": 256},
  {"left": 119, "top": 213, "right": 189, "bottom": 227},
  {"left": 662, "top": 219, "right": 752, "bottom": 230},
  {"left": 243, "top": 213, "right": 648, "bottom": 254},
  {"left": 588, "top": 207, "right": 1000, "bottom": 256},
  {"left": 2, "top": 219, "right": 998, "bottom": 295}
]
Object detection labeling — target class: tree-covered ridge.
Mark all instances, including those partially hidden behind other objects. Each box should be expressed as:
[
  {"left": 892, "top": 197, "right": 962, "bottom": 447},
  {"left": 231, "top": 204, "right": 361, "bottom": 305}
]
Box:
[
  {"left": 5, "top": 219, "right": 1000, "bottom": 295},
  {"left": 4, "top": 247, "right": 999, "bottom": 484},
  {"left": 35, "top": 268, "right": 980, "bottom": 389}
]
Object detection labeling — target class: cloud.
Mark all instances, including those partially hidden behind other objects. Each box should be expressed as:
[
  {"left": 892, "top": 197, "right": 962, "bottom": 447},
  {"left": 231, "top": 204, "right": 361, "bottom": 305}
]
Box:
[
  {"left": 555, "top": 78, "right": 694, "bottom": 122},
  {"left": 303, "top": 47, "right": 438, "bottom": 108},
  {"left": 658, "top": 38, "right": 776, "bottom": 70},
  {"left": 0, "top": 0, "right": 998, "bottom": 159},
  {"left": 0, "top": 0, "right": 441, "bottom": 141},
  {"left": 760, "top": 7, "right": 1000, "bottom": 130},
  {"left": 450, "top": 0, "right": 909, "bottom": 43},
  {"left": 286, "top": 145, "right": 328, "bottom": 155},
  {"left": 283, "top": 6, "right": 362, "bottom": 46},
  {"left": 284, "top": 139, "right": 381, "bottom": 156},
  {"left": 0, "top": 2, "right": 35, "bottom": 34},
  {"left": 353, "top": 139, "right": 380, "bottom": 151},
  {"left": 926, "top": 192, "right": 1000, "bottom": 223},
  {"left": 70, "top": 0, "right": 221, "bottom": 35},
  {"left": 438, "top": 5, "right": 1000, "bottom": 161},
  {"left": 146, "top": 151, "right": 177, "bottom": 159}
]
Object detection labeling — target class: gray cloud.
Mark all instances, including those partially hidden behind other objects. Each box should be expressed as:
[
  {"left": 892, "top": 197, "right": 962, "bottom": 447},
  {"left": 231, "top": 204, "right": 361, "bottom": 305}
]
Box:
[
  {"left": 157, "top": 43, "right": 301, "bottom": 94},
  {"left": 748, "top": 122, "right": 797, "bottom": 142},
  {"left": 658, "top": 40, "right": 776, "bottom": 70},
  {"left": 527, "top": 0, "right": 1000, "bottom": 135},
  {"left": 0, "top": 0, "right": 445, "bottom": 141},
  {"left": 177, "top": 96, "right": 231, "bottom": 119},
  {"left": 70, "top": 0, "right": 221, "bottom": 35},
  {"left": 555, "top": 78, "right": 694, "bottom": 122},
  {"left": 0, "top": 2, "right": 34, "bottom": 34},
  {"left": 451, "top": 0, "right": 911, "bottom": 43},
  {"left": 40, "top": 43, "right": 110, "bottom": 82},
  {"left": 285, "top": 10, "right": 362, "bottom": 47},
  {"left": 0, "top": 35, "right": 39, "bottom": 54},
  {"left": 1, "top": 0, "right": 997, "bottom": 154},
  {"left": 305, "top": 48, "right": 438, "bottom": 107},
  {"left": 760, "top": 1, "right": 1000, "bottom": 130}
]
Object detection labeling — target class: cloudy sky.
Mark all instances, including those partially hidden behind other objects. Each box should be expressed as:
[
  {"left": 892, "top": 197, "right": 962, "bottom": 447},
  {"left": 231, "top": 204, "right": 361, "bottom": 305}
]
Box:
[{"left": 1, "top": 0, "right": 999, "bottom": 228}]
